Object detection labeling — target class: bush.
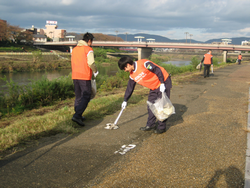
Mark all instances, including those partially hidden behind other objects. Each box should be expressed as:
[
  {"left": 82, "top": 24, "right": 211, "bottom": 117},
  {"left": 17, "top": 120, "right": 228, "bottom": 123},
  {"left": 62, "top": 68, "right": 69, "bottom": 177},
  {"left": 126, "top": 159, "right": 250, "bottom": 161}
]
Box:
[
  {"left": 0, "top": 69, "right": 129, "bottom": 116},
  {"left": 32, "top": 50, "right": 42, "bottom": 63},
  {"left": 0, "top": 47, "right": 23, "bottom": 52},
  {"left": 190, "top": 56, "right": 200, "bottom": 69},
  {"left": 213, "top": 57, "right": 219, "bottom": 66},
  {"left": 226, "top": 57, "right": 237, "bottom": 63},
  {"left": 160, "top": 63, "right": 195, "bottom": 76},
  {"left": 0, "top": 74, "right": 75, "bottom": 115},
  {"left": 93, "top": 47, "right": 107, "bottom": 62}
]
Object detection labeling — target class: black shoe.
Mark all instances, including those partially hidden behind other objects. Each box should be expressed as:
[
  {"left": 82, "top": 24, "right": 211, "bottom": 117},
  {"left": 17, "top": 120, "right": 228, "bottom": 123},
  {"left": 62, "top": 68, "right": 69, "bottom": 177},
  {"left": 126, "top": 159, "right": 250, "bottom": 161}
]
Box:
[
  {"left": 81, "top": 116, "right": 86, "bottom": 121},
  {"left": 204, "top": 76, "right": 206, "bottom": 78},
  {"left": 154, "top": 129, "right": 166, "bottom": 134},
  {"left": 140, "top": 126, "right": 156, "bottom": 131},
  {"left": 72, "top": 117, "right": 85, "bottom": 126}
]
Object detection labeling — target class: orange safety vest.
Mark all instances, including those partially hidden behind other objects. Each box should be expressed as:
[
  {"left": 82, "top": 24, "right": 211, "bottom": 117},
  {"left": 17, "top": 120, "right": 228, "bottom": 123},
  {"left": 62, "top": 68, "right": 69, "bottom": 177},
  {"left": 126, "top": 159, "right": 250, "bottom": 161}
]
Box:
[
  {"left": 238, "top": 55, "right": 242, "bottom": 60},
  {"left": 204, "top": 53, "right": 213, "bottom": 65},
  {"left": 130, "top": 59, "right": 169, "bottom": 90},
  {"left": 71, "top": 45, "right": 93, "bottom": 80}
]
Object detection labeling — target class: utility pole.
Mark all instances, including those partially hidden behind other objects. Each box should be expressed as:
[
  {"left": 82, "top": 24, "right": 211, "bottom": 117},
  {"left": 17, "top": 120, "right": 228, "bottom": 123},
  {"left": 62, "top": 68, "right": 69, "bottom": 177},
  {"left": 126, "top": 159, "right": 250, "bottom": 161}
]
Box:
[
  {"left": 184, "top": 32, "right": 189, "bottom": 43},
  {"left": 115, "top": 30, "right": 118, "bottom": 42},
  {"left": 189, "top": 34, "right": 193, "bottom": 44}
]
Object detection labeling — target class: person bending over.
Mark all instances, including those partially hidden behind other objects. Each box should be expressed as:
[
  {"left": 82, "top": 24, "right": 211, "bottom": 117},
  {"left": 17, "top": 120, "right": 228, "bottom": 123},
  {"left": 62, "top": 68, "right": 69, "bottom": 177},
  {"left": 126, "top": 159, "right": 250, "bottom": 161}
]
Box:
[{"left": 118, "top": 57, "right": 172, "bottom": 134}]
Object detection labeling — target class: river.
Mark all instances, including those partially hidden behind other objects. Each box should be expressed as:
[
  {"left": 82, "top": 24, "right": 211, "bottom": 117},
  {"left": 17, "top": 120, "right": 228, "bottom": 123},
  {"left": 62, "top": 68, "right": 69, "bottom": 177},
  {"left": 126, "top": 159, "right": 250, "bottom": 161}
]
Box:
[
  {"left": 0, "top": 61, "right": 191, "bottom": 93},
  {"left": 0, "top": 65, "right": 119, "bottom": 93}
]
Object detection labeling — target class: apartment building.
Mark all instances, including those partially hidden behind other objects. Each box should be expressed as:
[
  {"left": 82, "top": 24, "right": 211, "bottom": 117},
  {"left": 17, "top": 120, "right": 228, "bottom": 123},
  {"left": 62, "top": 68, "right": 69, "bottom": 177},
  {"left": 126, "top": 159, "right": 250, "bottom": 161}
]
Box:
[{"left": 39, "top": 21, "right": 66, "bottom": 42}]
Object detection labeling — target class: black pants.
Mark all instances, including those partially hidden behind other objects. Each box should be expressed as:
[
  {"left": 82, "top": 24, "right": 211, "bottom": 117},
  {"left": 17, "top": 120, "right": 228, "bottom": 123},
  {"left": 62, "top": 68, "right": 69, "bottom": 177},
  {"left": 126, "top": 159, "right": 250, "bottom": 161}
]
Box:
[
  {"left": 238, "top": 60, "right": 241, "bottom": 65},
  {"left": 146, "top": 76, "right": 172, "bottom": 130},
  {"left": 73, "top": 79, "right": 91, "bottom": 119},
  {"left": 204, "top": 64, "right": 211, "bottom": 77}
]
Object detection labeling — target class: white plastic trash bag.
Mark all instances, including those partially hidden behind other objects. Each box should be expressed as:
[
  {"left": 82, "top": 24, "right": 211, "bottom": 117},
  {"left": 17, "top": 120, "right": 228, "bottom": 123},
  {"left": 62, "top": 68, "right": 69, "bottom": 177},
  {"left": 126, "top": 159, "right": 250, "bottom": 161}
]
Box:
[
  {"left": 147, "top": 92, "right": 175, "bottom": 121},
  {"left": 91, "top": 79, "right": 97, "bottom": 99},
  {"left": 196, "top": 63, "right": 201, "bottom": 70}
]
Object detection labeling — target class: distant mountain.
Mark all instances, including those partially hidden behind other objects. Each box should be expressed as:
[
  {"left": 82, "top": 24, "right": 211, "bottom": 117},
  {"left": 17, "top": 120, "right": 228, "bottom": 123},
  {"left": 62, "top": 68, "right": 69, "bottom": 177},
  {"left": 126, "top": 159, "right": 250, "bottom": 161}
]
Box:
[
  {"left": 205, "top": 37, "right": 250, "bottom": 45},
  {"left": 109, "top": 33, "right": 200, "bottom": 43},
  {"left": 66, "top": 32, "right": 123, "bottom": 41},
  {"left": 109, "top": 33, "right": 250, "bottom": 45}
]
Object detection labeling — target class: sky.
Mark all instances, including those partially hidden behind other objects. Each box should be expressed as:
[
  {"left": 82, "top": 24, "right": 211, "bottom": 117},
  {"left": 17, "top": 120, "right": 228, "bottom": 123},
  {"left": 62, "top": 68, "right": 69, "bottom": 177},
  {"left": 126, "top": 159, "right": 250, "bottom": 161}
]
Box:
[{"left": 1, "top": 0, "right": 250, "bottom": 42}]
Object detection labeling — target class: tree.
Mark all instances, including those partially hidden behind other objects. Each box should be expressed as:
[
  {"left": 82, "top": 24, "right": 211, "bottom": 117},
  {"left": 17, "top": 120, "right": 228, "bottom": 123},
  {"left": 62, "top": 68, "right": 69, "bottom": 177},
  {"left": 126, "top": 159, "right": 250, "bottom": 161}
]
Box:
[
  {"left": 0, "top": 21, "right": 33, "bottom": 44},
  {"left": 8, "top": 25, "right": 23, "bottom": 43},
  {"left": 16, "top": 30, "right": 33, "bottom": 44},
  {"left": 0, "top": 19, "right": 7, "bottom": 41}
]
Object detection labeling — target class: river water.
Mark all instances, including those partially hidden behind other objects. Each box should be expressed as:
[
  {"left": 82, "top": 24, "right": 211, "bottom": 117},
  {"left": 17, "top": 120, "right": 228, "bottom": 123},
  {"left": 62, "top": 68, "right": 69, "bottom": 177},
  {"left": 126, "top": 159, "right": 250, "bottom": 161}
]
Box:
[
  {"left": 0, "top": 69, "right": 72, "bottom": 92},
  {"left": 0, "top": 65, "right": 119, "bottom": 93},
  {"left": 0, "top": 61, "right": 190, "bottom": 93}
]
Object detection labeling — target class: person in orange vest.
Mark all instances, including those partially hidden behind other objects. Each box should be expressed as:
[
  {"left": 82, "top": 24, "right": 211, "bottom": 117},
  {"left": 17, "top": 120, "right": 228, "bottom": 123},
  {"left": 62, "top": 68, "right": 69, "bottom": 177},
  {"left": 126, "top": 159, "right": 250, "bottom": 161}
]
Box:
[
  {"left": 200, "top": 49, "right": 213, "bottom": 78},
  {"left": 118, "top": 57, "right": 172, "bottom": 134},
  {"left": 71, "top": 32, "right": 99, "bottom": 126},
  {"left": 237, "top": 53, "right": 242, "bottom": 65}
]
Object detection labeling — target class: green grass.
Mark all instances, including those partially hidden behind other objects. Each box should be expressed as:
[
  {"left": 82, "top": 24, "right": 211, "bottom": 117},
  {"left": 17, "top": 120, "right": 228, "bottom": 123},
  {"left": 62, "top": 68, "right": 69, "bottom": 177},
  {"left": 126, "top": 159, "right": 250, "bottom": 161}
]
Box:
[{"left": 0, "top": 87, "right": 149, "bottom": 153}]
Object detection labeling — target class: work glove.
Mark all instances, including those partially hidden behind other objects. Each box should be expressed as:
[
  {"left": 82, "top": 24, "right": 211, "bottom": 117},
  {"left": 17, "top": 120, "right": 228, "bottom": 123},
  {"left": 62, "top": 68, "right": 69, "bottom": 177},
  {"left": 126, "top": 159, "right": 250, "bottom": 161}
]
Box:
[
  {"left": 159, "top": 83, "right": 166, "bottom": 93},
  {"left": 121, "top": 101, "right": 127, "bottom": 109},
  {"left": 93, "top": 71, "right": 99, "bottom": 78}
]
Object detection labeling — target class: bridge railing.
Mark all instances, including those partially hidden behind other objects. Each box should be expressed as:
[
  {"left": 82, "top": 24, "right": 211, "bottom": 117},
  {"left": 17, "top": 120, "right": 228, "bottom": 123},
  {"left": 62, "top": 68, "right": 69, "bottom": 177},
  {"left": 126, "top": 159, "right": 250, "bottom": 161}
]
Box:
[{"left": 33, "top": 40, "right": 250, "bottom": 51}]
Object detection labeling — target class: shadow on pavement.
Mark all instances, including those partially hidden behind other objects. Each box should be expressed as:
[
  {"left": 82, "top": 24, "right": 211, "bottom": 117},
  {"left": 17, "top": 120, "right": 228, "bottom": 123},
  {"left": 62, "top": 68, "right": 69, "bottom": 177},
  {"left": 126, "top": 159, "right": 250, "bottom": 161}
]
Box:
[
  {"left": 206, "top": 165, "right": 244, "bottom": 188},
  {"left": 168, "top": 103, "right": 187, "bottom": 127},
  {"left": 0, "top": 133, "right": 73, "bottom": 168}
]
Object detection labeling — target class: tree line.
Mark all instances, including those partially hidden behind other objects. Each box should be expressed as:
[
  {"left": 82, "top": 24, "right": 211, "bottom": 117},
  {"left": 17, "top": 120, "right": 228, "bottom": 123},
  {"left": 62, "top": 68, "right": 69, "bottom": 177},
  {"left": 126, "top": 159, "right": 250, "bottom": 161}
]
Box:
[{"left": 0, "top": 19, "right": 33, "bottom": 46}]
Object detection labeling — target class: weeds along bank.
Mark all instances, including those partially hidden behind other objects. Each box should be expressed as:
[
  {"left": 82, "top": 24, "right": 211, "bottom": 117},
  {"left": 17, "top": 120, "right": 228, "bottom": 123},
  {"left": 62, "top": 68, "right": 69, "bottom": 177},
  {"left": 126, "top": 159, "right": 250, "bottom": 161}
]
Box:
[
  {"left": 0, "top": 52, "right": 71, "bottom": 73},
  {"left": 0, "top": 47, "right": 121, "bottom": 73}
]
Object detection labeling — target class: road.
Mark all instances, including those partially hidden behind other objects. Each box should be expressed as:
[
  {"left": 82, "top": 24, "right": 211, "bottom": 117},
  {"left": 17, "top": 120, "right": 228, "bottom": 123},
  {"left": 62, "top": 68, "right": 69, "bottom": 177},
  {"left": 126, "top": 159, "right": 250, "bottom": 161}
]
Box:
[{"left": 0, "top": 63, "right": 250, "bottom": 187}]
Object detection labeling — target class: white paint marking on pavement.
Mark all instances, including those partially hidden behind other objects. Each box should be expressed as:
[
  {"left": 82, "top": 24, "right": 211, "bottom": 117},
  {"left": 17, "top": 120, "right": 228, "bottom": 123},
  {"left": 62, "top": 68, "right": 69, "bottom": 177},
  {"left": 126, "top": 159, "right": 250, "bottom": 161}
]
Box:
[{"left": 114, "top": 144, "right": 136, "bottom": 155}]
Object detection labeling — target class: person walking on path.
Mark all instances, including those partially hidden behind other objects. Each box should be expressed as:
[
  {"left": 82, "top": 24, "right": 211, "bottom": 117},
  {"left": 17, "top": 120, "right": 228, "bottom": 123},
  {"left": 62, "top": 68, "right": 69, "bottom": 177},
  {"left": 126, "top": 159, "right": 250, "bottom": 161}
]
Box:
[
  {"left": 237, "top": 53, "right": 242, "bottom": 65},
  {"left": 118, "top": 57, "right": 172, "bottom": 134},
  {"left": 200, "top": 49, "right": 213, "bottom": 78},
  {"left": 71, "top": 32, "right": 99, "bottom": 126}
]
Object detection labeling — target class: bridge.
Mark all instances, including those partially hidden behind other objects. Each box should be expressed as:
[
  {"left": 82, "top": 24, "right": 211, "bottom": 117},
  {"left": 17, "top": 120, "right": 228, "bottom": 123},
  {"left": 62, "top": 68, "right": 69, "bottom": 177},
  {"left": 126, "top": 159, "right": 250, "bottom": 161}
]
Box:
[{"left": 33, "top": 41, "right": 250, "bottom": 62}]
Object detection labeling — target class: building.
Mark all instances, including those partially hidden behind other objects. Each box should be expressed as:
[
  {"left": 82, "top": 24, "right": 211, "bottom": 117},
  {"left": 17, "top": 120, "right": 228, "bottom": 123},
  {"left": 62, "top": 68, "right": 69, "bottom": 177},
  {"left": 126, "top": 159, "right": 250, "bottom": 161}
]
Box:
[
  {"left": 24, "top": 25, "right": 46, "bottom": 43},
  {"left": 146, "top": 38, "right": 155, "bottom": 43},
  {"left": 39, "top": 21, "right": 66, "bottom": 42},
  {"left": 134, "top": 36, "right": 145, "bottom": 42},
  {"left": 33, "top": 34, "right": 47, "bottom": 42},
  {"left": 221, "top": 39, "right": 232, "bottom": 45},
  {"left": 65, "top": 35, "right": 75, "bottom": 41},
  {"left": 26, "top": 25, "right": 38, "bottom": 34},
  {"left": 242, "top": 40, "right": 250, "bottom": 46}
]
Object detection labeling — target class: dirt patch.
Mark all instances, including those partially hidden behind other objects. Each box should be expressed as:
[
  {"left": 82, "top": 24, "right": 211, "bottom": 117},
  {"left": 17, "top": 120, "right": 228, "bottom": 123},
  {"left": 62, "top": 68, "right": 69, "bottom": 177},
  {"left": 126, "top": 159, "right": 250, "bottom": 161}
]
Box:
[{"left": 0, "top": 121, "right": 10, "bottom": 128}]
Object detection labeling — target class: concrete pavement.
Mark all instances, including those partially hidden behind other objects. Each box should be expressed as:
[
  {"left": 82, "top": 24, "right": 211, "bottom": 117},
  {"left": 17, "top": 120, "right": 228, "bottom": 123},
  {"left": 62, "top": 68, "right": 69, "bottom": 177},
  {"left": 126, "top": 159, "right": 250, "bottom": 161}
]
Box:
[{"left": 1, "top": 63, "right": 250, "bottom": 187}]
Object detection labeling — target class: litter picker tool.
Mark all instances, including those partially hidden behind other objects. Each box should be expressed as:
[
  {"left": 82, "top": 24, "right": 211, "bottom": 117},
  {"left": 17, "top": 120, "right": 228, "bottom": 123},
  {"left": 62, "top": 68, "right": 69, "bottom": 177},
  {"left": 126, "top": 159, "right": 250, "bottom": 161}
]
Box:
[{"left": 105, "top": 107, "right": 124, "bottom": 130}]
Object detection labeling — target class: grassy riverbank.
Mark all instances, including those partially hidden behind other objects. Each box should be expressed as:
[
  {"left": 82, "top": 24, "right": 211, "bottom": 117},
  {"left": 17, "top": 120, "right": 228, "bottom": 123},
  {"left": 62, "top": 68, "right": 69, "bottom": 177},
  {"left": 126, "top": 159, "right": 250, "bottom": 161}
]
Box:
[
  {"left": 0, "top": 50, "right": 235, "bottom": 156},
  {"left": 0, "top": 54, "right": 224, "bottom": 117}
]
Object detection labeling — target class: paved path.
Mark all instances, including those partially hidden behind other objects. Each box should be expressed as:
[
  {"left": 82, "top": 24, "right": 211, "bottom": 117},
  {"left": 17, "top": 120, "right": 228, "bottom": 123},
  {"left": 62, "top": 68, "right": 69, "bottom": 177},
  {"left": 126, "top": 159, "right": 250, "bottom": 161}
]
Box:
[{"left": 1, "top": 63, "right": 250, "bottom": 187}]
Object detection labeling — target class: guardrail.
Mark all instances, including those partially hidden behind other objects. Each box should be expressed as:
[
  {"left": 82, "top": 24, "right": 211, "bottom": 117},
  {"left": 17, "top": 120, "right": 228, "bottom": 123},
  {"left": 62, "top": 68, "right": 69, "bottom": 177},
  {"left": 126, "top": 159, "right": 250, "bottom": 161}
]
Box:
[{"left": 33, "top": 41, "right": 250, "bottom": 51}]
